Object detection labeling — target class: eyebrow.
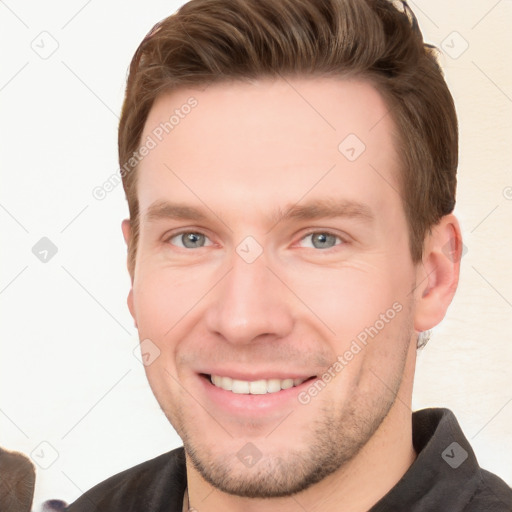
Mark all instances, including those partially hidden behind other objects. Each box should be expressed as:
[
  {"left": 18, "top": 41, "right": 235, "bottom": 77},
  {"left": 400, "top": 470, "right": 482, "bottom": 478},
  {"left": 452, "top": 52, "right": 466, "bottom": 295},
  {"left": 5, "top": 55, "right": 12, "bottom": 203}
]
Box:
[
  {"left": 143, "top": 198, "right": 374, "bottom": 226},
  {"left": 145, "top": 201, "right": 208, "bottom": 222},
  {"left": 271, "top": 199, "right": 374, "bottom": 225}
]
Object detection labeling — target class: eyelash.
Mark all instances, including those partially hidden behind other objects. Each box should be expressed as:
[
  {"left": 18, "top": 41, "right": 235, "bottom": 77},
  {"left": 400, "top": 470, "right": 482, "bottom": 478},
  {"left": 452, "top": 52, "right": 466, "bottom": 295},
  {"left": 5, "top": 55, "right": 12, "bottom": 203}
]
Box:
[{"left": 165, "top": 229, "right": 346, "bottom": 251}]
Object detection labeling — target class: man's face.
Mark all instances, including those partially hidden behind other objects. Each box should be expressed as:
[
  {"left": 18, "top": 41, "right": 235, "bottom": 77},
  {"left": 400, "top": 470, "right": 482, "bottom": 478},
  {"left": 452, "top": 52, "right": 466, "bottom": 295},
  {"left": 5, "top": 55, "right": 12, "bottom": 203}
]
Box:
[{"left": 128, "top": 77, "right": 419, "bottom": 497}]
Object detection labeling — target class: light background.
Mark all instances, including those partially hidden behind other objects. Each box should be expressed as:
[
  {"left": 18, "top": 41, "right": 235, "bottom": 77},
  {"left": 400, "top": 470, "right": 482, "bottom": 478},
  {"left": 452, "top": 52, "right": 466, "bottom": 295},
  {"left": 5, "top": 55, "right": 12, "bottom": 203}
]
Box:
[{"left": 0, "top": 0, "right": 511, "bottom": 508}]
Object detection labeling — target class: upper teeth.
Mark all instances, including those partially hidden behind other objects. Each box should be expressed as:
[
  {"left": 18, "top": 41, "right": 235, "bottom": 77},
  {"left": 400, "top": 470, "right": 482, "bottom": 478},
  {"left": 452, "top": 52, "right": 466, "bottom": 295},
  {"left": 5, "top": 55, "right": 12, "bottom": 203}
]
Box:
[{"left": 210, "top": 375, "right": 308, "bottom": 394}]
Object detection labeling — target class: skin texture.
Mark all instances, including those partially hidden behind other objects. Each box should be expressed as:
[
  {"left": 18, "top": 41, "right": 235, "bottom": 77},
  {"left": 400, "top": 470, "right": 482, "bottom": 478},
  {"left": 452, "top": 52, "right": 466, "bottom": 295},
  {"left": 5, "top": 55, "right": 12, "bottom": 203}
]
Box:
[{"left": 123, "top": 77, "right": 462, "bottom": 512}]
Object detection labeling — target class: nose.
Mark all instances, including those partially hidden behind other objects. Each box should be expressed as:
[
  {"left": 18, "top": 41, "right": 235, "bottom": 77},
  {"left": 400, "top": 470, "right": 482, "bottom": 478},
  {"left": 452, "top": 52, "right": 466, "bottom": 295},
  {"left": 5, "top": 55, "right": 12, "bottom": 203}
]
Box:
[{"left": 204, "top": 252, "right": 294, "bottom": 345}]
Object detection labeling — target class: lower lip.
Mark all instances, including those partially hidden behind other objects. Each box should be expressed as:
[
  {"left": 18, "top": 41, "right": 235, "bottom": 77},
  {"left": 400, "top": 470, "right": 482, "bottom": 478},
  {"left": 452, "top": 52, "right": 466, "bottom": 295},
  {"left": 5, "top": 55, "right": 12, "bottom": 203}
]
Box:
[{"left": 198, "top": 374, "right": 316, "bottom": 416}]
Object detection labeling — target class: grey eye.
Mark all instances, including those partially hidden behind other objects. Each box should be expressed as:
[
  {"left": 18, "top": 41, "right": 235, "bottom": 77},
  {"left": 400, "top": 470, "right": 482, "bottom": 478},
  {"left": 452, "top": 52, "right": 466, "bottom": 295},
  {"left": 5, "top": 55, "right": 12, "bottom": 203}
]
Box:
[
  {"left": 300, "top": 232, "right": 341, "bottom": 249},
  {"left": 311, "top": 233, "right": 337, "bottom": 249},
  {"left": 170, "top": 232, "right": 210, "bottom": 249}
]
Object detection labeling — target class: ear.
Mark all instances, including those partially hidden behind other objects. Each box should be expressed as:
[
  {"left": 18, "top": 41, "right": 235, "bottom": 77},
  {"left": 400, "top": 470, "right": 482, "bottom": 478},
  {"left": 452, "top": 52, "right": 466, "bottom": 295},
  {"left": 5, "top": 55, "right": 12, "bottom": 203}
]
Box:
[
  {"left": 121, "top": 219, "right": 136, "bottom": 326},
  {"left": 413, "top": 214, "right": 462, "bottom": 332}
]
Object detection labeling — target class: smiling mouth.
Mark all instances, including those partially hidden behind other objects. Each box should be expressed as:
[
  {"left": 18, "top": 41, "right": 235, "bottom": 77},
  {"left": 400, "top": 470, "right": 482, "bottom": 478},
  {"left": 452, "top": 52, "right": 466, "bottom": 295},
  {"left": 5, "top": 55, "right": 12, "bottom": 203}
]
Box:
[{"left": 202, "top": 374, "right": 317, "bottom": 395}]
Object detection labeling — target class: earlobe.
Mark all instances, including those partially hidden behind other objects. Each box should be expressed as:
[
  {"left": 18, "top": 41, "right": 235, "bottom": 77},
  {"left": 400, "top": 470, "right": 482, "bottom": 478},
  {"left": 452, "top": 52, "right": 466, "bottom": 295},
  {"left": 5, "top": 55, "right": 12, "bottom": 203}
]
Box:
[
  {"left": 127, "top": 287, "right": 137, "bottom": 328},
  {"left": 122, "top": 219, "right": 134, "bottom": 281},
  {"left": 122, "top": 219, "right": 131, "bottom": 246},
  {"left": 121, "top": 219, "right": 137, "bottom": 327},
  {"left": 413, "top": 214, "right": 462, "bottom": 333}
]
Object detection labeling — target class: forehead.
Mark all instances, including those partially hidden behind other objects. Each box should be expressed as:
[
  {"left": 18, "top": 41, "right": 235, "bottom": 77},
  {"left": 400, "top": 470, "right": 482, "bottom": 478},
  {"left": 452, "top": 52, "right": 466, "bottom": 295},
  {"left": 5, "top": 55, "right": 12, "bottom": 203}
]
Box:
[{"left": 137, "top": 77, "right": 401, "bottom": 220}]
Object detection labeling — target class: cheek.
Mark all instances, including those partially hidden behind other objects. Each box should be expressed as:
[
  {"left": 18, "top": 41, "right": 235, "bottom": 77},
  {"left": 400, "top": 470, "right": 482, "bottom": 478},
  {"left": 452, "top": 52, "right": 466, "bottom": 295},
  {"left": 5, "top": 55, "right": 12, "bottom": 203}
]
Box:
[
  {"left": 132, "top": 271, "right": 193, "bottom": 401},
  {"left": 132, "top": 264, "right": 206, "bottom": 336},
  {"left": 286, "top": 262, "right": 410, "bottom": 342}
]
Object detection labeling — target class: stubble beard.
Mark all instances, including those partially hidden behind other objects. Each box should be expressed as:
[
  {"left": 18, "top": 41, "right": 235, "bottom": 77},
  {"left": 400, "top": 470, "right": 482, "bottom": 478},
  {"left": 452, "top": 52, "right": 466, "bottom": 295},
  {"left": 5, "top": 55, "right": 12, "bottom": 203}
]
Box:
[{"left": 163, "top": 327, "right": 412, "bottom": 499}]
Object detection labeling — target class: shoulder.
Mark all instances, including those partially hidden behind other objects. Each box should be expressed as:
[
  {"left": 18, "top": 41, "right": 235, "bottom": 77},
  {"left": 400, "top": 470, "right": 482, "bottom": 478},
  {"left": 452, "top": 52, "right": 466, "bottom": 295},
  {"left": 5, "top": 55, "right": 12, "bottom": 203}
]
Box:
[
  {"left": 372, "top": 408, "right": 512, "bottom": 512},
  {"left": 65, "top": 447, "right": 186, "bottom": 512},
  {"left": 464, "top": 469, "right": 512, "bottom": 511}
]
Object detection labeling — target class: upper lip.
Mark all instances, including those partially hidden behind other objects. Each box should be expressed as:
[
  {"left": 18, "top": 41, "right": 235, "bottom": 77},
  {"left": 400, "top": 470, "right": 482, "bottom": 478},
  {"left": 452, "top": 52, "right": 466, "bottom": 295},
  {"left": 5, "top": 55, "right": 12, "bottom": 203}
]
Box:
[{"left": 198, "top": 369, "right": 316, "bottom": 381}]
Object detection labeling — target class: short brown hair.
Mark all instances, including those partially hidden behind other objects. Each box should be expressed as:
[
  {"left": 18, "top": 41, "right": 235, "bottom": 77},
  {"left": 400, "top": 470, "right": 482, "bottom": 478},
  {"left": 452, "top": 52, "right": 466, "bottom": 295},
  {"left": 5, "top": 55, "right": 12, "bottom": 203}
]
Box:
[{"left": 119, "top": 0, "right": 457, "bottom": 276}]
